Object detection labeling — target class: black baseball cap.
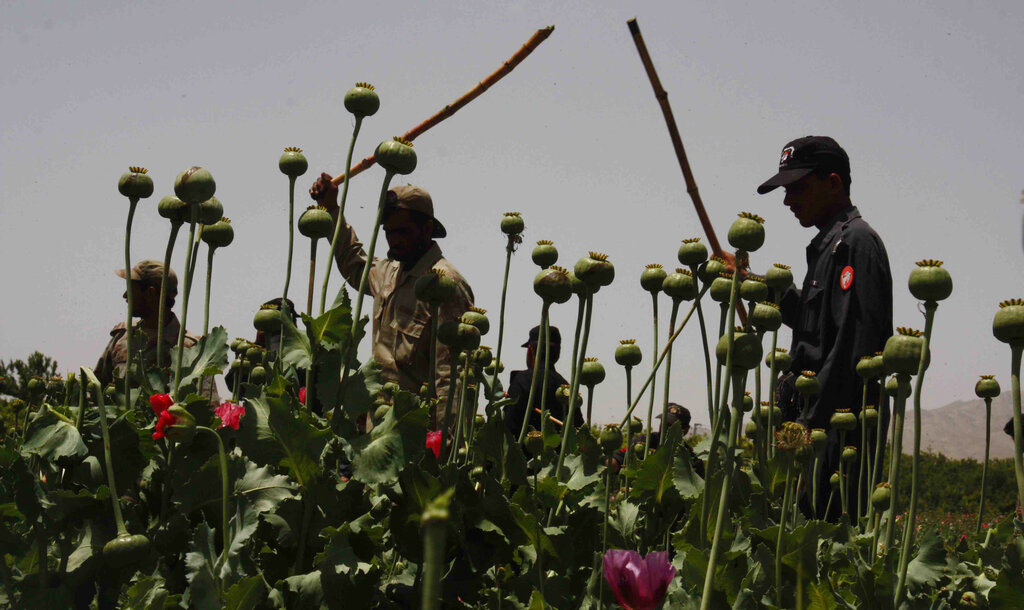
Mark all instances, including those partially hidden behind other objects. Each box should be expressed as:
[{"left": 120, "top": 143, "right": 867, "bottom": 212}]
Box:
[
  {"left": 522, "top": 325, "right": 561, "bottom": 347},
  {"left": 756, "top": 136, "right": 850, "bottom": 194}
]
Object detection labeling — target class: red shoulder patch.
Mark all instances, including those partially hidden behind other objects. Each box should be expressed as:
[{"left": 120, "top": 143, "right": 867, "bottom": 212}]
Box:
[{"left": 840, "top": 266, "right": 854, "bottom": 290}]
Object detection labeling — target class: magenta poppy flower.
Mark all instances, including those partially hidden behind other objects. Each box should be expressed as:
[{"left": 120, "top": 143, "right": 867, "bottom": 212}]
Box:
[
  {"left": 215, "top": 401, "right": 245, "bottom": 430},
  {"left": 602, "top": 549, "right": 675, "bottom": 610},
  {"left": 149, "top": 393, "right": 173, "bottom": 415},
  {"left": 153, "top": 409, "right": 177, "bottom": 440},
  {"left": 426, "top": 430, "right": 442, "bottom": 459},
  {"left": 299, "top": 387, "right": 306, "bottom": 405}
]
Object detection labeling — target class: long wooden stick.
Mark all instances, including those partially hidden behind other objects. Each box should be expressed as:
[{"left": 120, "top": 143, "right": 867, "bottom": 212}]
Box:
[
  {"left": 626, "top": 18, "right": 723, "bottom": 258},
  {"left": 329, "top": 26, "right": 555, "bottom": 186}
]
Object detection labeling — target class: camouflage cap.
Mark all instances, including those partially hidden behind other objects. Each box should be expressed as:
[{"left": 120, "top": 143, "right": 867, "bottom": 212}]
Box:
[
  {"left": 116, "top": 259, "right": 178, "bottom": 295},
  {"left": 384, "top": 185, "right": 447, "bottom": 238}
]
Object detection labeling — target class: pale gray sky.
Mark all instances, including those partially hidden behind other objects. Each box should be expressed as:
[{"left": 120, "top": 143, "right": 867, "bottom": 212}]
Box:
[{"left": 2, "top": 1, "right": 1022, "bottom": 430}]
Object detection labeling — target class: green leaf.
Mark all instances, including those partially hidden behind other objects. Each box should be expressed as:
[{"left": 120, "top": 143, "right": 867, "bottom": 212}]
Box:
[
  {"left": 20, "top": 407, "right": 87, "bottom": 467},
  {"left": 350, "top": 391, "right": 428, "bottom": 485},
  {"left": 280, "top": 313, "right": 312, "bottom": 371},
  {"left": 989, "top": 536, "right": 1024, "bottom": 607},
  {"left": 630, "top": 422, "right": 683, "bottom": 504},
  {"left": 178, "top": 326, "right": 229, "bottom": 391},
  {"left": 236, "top": 389, "right": 330, "bottom": 489},
  {"left": 270, "top": 571, "right": 325, "bottom": 609},
  {"left": 673, "top": 440, "right": 705, "bottom": 501},
  {"left": 185, "top": 523, "right": 222, "bottom": 610},
  {"left": 235, "top": 458, "right": 297, "bottom": 515},
  {"left": 223, "top": 576, "right": 266, "bottom": 610},
  {"left": 125, "top": 576, "right": 181, "bottom": 609},
  {"left": 905, "top": 529, "right": 947, "bottom": 593}
]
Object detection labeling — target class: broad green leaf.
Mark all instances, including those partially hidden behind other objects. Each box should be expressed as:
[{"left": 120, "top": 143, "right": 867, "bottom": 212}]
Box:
[
  {"left": 185, "top": 523, "right": 221, "bottom": 610},
  {"left": 125, "top": 576, "right": 181, "bottom": 609},
  {"left": 178, "top": 326, "right": 229, "bottom": 390},
  {"left": 630, "top": 422, "right": 683, "bottom": 504},
  {"left": 350, "top": 391, "right": 428, "bottom": 485},
  {"left": 235, "top": 458, "right": 296, "bottom": 515},
  {"left": 905, "top": 529, "right": 947, "bottom": 593},
  {"left": 237, "top": 389, "right": 330, "bottom": 489},
  {"left": 270, "top": 571, "right": 325, "bottom": 609},
  {"left": 989, "top": 536, "right": 1024, "bottom": 607},
  {"left": 673, "top": 440, "right": 705, "bottom": 501},
  {"left": 223, "top": 576, "right": 266, "bottom": 610},
  {"left": 20, "top": 407, "right": 87, "bottom": 467},
  {"left": 279, "top": 312, "right": 312, "bottom": 371}
]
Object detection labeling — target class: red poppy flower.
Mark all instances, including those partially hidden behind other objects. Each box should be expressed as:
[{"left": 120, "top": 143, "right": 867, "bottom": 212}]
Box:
[
  {"left": 215, "top": 401, "right": 245, "bottom": 430},
  {"left": 299, "top": 387, "right": 306, "bottom": 405},
  {"left": 426, "top": 430, "right": 442, "bottom": 459},
  {"left": 149, "top": 393, "right": 173, "bottom": 415},
  {"left": 153, "top": 409, "right": 177, "bottom": 440},
  {"left": 602, "top": 549, "right": 675, "bottom": 610}
]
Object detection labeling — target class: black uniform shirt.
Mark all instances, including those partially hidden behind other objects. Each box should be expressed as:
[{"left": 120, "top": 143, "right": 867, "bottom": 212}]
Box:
[
  {"left": 504, "top": 366, "right": 574, "bottom": 437},
  {"left": 778, "top": 206, "right": 893, "bottom": 428}
]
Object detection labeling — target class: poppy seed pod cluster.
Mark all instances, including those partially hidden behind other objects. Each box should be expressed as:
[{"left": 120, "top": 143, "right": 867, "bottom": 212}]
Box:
[
  {"left": 883, "top": 327, "right": 929, "bottom": 375},
  {"left": 699, "top": 256, "right": 726, "bottom": 285},
  {"left": 415, "top": 268, "right": 457, "bottom": 305},
  {"left": 278, "top": 147, "right": 309, "bottom": 178},
  {"left": 198, "top": 196, "right": 224, "bottom": 225},
  {"left": 118, "top": 167, "right": 154, "bottom": 200},
  {"left": 500, "top": 212, "right": 525, "bottom": 236},
  {"left": 157, "top": 195, "right": 189, "bottom": 225},
  {"left": 975, "top": 375, "right": 1000, "bottom": 399},
  {"left": 615, "top": 339, "right": 642, "bottom": 367},
  {"left": 253, "top": 303, "right": 282, "bottom": 333},
  {"left": 298, "top": 206, "right": 334, "bottom": 240},
  {"left": 533, "top": 265, "right": 572, "bottom": 304},
  {"left": 174, "top": 166, "right": 216, "bottom": 205},
  {"left": 344, "top": 82, "right": 380, "bottom": 118},
  {"left": 575, "top": 251, "right": 615, "bottom": 289},
  {"left": 640, "top": 263, "right": 667, "bottom": 293},
  {"left": 795, "top": 371, "right": 820, "bottom": 396},
  {"left": 727, "top": 212, "right": 766, "bottom": 252},
  {"left": 375, "top": 137, "right": 417, "bottom": 175},
  {"left": 677, "top": 237, "right": 708, "bottom": 267},
  {"left": 740, "top": 275, "right": 769, "bottom": 303},
  {"left": 662, "top": 268, "right": 697, "bottom": 301},
  {"left": 908, "top": 259, "right": 952, "bottom": 303},
  {"left": 992, "top": 299, "right": 1024, "bottom": 346},
  {"left": 200, "top": 217, "right": 234, "bottom": 249},
  {"left": 531, "top": 240, "right": 558, "bottom": 268},
  {"left": 715, "top": 328, "right": 763, "bottom": 370},
  {"left": 764, "top": 263, "right": 793, "bottom": 293}
]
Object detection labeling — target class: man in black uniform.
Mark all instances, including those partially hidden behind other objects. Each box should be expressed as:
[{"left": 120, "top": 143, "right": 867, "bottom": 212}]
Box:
[
  {"left": 504, "top": 326, "right": 582, "bottom": 437},
  {"left": 757, "top": 135, "right": 893, "bottom": 521}
]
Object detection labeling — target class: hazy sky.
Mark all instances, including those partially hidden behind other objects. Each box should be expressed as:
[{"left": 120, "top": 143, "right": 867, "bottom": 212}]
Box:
[{"left": 3, "top": 1, "right": 1022, "bottom": 430}]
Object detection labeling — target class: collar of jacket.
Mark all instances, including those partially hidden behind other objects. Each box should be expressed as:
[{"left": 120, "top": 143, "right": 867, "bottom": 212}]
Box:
[{"left": 808, "top": 205, "right": 861, "bottom": 254}]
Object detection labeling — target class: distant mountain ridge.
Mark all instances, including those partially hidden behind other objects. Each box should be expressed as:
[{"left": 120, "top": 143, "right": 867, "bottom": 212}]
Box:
[{"left": 906, "top": 393, "right": 1017, "bottom": 460}]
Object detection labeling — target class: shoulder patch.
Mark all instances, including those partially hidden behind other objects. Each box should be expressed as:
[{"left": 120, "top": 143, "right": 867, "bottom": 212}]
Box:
[{"left": 840, "top": 266, "right": 854, "bottom": 291}]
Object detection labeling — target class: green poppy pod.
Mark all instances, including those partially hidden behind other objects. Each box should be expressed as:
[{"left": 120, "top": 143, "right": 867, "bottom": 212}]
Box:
[
  {"left": 764, "top": 263, "right": 793, "bottom": 293},
  {"left": 715, "top": 329, "right": 763, "bottom": 370},
  {"left": 278, "top": 147, "right": 308, "bottom": 178},
  {"left": 437, "top": 319, "right": 460, "bottom": 347},
  {"left": 484, "top": 359, "right": 504, "bottom": 375},
  {"left": 229, "top": 359, "right": 241, "bottom": 375},
  {"left": 829, "top": 471, "right": 842, "bottom": 491},
  {"left": 640, "top": 264, "right": 667, "bottom": 294},
  {"left": 795, "top": 371, "right": 820, "bottom": 397},
  {"left": 344, "top": 82, "right": 380, "bottom": 118},
  {"left": 766, "top": 348, "right": 791, "bottom": 372},
  {"left": 615, "top": 339, "right": 642, "bottom": 367},
  {"left": 662, "top": 268, "right": 697, "bottom": 302},
  {"left": 744, "top": 419, "right": 759, "bottom": 440},
  {"left": 200, "top": 217, "right": 234, "bottom": 249},
  {"left": 599, "top": 424, "right": 622, "bottom": 455},
  {"left": 375, "top": 137, "right": 417, "bottom": 175},
  {"left": 908, "top": 259, "right": 952, "bottom": 302},
  {"left": 870, "top": 483, "right": 891, "bottom": 510},
  {"left": 750, "top": 301, "right": 782, "bottom": 332},
  {"left": 993, "top": 299, "right": 1024, "bottom": 346},
  {"left": 741, "top": 391, "right": 754, "bottom": 412},
  {"left": 975, "top": 375, "right": 1001, "bottom": 399},
  {"left": 632, "top": 443, "right": 646, "bottom": 460},
  {"left": 157, "top": 195, "right": 189, "bottom": 224},
  {"left": 840, "top": 445, "right": 858, "bottom": 464},
  {"left": 27, "top": 376, "right": 45, "bottom": 399},
  {"left": 757, "top": 403, "right": 783, "bottom": 425},
  {"left": 253, "top": 303, "right": 282, "bottom": 333},
  {"left": 532, "top": 240, "right": 558, "bottom": 268},
  {"left": 102, "top": 533, "right": 152, "bottom": 569},
  {"left": 810, "top": 428, "right": 828, "bottom": 451},
  {"left": 500, "top": 212, "right": 525, "bottom": 236},
  {"left": 240, "top": 359, "right": 252, "bottom": 374},
  {"left": 118, "top": 166, "right": 154, "bottom": 200},
  {"left": 830, "top": 408, "right": 858, "bottom": 431},
  {"left": 555, "top": 384, "right": 581, "bottom": 408},
  {"left": 861, "top": 406, "right": 878, "bottom": 427},
  {"left": 882, "top": 327, "right": 929, "bottom": 376},
  {"left": 699, "top": 256, "right": 727, "bottom": 285},
  {"left": 102, "top": 384, "right": 116, "bottom": 401},
  {"left": 164, "top": 405, "right": 197, "bottom": 443},
  {"left": 246, "top": 346, "right": 264, "bottom": 362},
  {"left": 856, "top": 354, "right": 885, "bottom": 380},
  {"left": 727, "top": 212, "right": 766, "bottom": 252},
  {"left": 196, "top": 196, "right": 222, "bottom": 226},
  {"left": 885, "top": 375, "right": 912, "bottom": 399},
  {"left": 525, "top": 430, "right": 545, "bottom": 457},
  {"left": 677, "top": 237, "right": 708, "bottom": 267},
  {"left": 740, "top": 276, "right": 769, "bottom": 303},
  {"left": 461, "top": 307, "right": 490, "bottom": 336},
  {"left": 472, "top": 346, "right": 492, "bottom": 368},
  {"left": 415, "top": 268, "right": 457, "bottom": 305},
  {"left": 580, "top": 357, "right": 606, "bottom": 387},
  {"left": 456, "top": 317, "right": 482, "bottom": 352},
  {"left": 629, "top": 416, "right": 643, "bottom": 435},
  {"left": 373, "top": 403, "right": 391, "bottom": 424},
  {"left": 567, "top": 270, "right": 592, "bottom": 297},
  {"left": 575, "top": 252, "right": 615, "bottom": 288},
  {"left": 533, "top": 265, "right": 572, "bottom": 304},
  {"left": 45, "top": 376, "right": 65, "bottom": 402},
  {"left": 230, "top": 338, "right": 245, "bottom": 354},
  {"left": 710, "top": 274, "right": 734, "bottom": 303},
  {"left": 249, "top": 365, "right": 267, "bottom": 385},
  {"left": 298, "top": 205, "right": 334, "bottom": 240},
  {"left": 174, "top": 166, "right": 216, "bottom": 205}
]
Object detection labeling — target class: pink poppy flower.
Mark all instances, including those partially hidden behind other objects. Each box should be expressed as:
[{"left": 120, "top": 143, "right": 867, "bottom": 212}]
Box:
[
  {"left": 149, "top": 393, "right": 173, "bottom": 415},
  {"left": 153, "top": 409, "right": 177, "bottom": 440},
  {"left": 215, "top": 401, "right": 245, "bottom": 430},
  {"left": 299, "top": 387, "right": 306, "bottom": 405},
  {"left": 426, "top": 430, "right": 442, "bottom": 459},
  {"left": 602, "top": 549, "right": 675, "bottom": 610}
]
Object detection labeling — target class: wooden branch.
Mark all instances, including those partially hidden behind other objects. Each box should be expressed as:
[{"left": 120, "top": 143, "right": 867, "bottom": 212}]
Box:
[
  {"left": 534, "top": 408, "right": 564, "bottom": 428},
  {"left": 330, "top": 26, "right": 555, "bottom": 186},
  {"left": 626, "top": 18, "right": 723, "bottom": 258}
]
